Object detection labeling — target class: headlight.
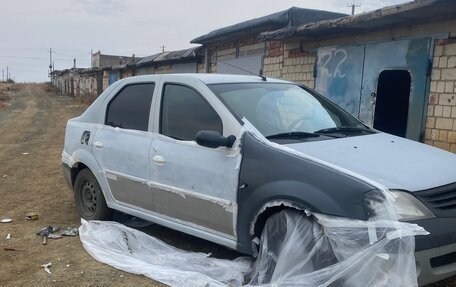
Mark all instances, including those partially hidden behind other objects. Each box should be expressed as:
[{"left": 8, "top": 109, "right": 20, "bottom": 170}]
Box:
[
  {"left": 390, "top": 190, "right": 435, "bottom": 221},
  {"left": 364, "top": 190, "right": 435, "bottom": 221}
]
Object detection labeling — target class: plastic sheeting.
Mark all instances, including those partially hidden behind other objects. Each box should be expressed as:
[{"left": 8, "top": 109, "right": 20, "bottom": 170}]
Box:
[
  {"left": 80, "top": 205, "right": 427, "bottom": 286},
  {"left": 79, "top": 220, "right": 252, "bottom": 287},
  {"left": 250, "top": 210, "right": 427, "bottom": 286}
]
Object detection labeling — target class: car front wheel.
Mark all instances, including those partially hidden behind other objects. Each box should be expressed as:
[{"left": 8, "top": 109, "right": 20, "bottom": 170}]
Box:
[{"left": 74, "top": 168, "right": 112, "bottom": 220}]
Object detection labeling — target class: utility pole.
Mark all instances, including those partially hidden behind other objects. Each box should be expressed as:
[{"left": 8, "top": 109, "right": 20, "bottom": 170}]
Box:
[
  {"left": 47, "top": 48, "right": 53, "bottom": 78},
  {"left": 348, "top": 2, "right": 361, "bottom": 15},
  {"left": 2, "top": 70, "right": 3, "bottom": 82},
  {"left": 49, "top": 48, "right": 53, "bottom": 69},
  {"left": 160, "top": 45, "right": 165, "bottom": 53},
  {"left": 6, "top": 66, "right": 9, "bottom": 81}
]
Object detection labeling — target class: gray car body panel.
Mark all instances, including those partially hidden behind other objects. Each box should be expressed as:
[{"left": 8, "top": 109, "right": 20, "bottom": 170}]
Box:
[
  {"left": 235, "top": 132, "right": 377, "bottom": 254},
  {"left": 285, "top": 132, "right": 456, "bottom": 192}
]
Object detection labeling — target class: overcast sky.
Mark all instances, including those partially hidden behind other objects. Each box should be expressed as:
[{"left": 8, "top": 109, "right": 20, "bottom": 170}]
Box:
[{"left": 0, "top": 0, "right": 410, "bottom": 82}]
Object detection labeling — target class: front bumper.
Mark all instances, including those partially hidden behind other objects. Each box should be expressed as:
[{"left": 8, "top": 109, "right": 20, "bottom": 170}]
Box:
[{"left": 412, "top": 218, "right": 456, "bottom": 286}]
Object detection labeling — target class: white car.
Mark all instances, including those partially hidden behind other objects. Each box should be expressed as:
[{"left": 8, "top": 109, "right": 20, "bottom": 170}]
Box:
[{"left": 62, "top": 74, "right": 456, "bottom": 285}]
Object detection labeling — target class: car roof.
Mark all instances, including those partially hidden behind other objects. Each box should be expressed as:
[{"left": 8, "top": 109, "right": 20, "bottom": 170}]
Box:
[{"left": 127, "top": 73, "right": 293, "bottom": 85}]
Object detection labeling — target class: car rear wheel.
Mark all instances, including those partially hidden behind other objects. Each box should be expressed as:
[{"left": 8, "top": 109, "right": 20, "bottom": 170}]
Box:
[{"left": 74, "top": 168, "right": 112, "bottom": 220}]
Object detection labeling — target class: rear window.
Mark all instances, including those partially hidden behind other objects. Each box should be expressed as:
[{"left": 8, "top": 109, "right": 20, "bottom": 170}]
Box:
[{"left": 105, "top": 83, "right": 155, "bottom": 131}]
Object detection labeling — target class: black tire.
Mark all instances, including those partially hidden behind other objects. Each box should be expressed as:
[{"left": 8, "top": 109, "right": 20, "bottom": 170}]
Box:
[
  {"left": 74, "top": 168, "right": 113, "bottom": 220},
  {"left": 249, "top": 209, "right": 337, "bottom": 285}
]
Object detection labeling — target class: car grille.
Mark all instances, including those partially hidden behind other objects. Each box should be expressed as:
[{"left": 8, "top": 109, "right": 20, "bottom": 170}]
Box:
[
  {"left": 414, "top": 182, "right": 456, "bottom": 218},
  {"left": 430, "top": 251, "right": 456, "bottom": 268}
]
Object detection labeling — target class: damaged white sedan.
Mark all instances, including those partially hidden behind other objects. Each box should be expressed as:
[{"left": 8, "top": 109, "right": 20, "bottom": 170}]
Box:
[{"left": 63, "top": 74, "right": 456, "bottom": 285}]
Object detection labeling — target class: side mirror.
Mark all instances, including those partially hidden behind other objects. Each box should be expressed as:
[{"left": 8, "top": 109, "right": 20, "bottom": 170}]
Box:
[{"left": 195, "top": 130, "right": 236, "bottom": 149}]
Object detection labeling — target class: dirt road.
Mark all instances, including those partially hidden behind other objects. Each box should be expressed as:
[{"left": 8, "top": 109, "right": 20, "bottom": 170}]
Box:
[
  {"left": 0, "top": 83, "right": 454, "bottom": 287},
  {"left": 0, "top": 84, "right": 168, "bottom": 286}
]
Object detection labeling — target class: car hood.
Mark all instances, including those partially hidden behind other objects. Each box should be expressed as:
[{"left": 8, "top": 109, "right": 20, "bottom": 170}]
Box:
[{"left": 284, "top": 132, "right": 456, "bottom": 192}]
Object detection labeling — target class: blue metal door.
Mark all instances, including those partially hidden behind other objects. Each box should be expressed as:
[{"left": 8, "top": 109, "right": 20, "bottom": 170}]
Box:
[
  {"left": 316, "top": 38, "right": 431, "bottom": 141},
  {"left": 315, "top": 45, "right": 364, "bottom": 117},
  {"left": 108, "top": 73, "right": 118, "bottom": 85},
  {"left": 360, "top": 38, "right": 431, "bottom": 141}
]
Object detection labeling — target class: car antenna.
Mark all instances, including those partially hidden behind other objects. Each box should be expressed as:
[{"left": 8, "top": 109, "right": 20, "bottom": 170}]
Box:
[{"left": 218, "top": 60, "right": 267, "bottom": 81}]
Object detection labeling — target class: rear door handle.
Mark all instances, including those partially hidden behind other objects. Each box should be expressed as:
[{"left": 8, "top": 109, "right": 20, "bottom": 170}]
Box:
[
  {"left": 94, "top": 141, "right": 104, "bottom": 149},
  {"left": 153, "top": 155, "right": 166, "bottom": 166}
]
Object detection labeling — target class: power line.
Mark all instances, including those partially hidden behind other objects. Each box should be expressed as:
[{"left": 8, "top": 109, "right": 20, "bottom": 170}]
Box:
[
  {"left": 0, "top": 48, "right": 48, "bottom": 51},
  {"left": 0, "top": 55, "right": 90, "bottom": 62},
  {"left": 0, "top": 55, "right": 49, "bottom": 61},
  {"left": 53, "top": 51, "right": 88, "bottom": 58},
  {"left": 9, "top": 68, "right": 45, "bottom": 74}
]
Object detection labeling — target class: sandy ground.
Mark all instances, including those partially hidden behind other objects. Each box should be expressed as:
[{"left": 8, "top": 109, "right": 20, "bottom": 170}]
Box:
[
  {"left": 0, "top": 83, "right": 454, "bottom": 287},
  {"left": 0, "top": 83, "right": 242, "bottom": 287}
]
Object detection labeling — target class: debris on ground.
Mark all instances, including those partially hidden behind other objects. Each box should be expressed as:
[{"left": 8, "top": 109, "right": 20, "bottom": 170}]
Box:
[
  {"left": 37, "top": 226, "right": 59, "bottom": 245},
  {"left": 6, "top": 233, "right": 11, "bottom": 240},
  {"left": 1, "top": 218, "right": 12, "bottom": 223},
  {"left": 48, "top": 234, "right": 63, "bottom": 239},
  {"left": 36, "top": 225, "right": 79, "bottom": 245},
  {"left": 41, "top": 263, "right": 52, "bottom": 275},
  {"left": 25, "top": 212, "right": 38, "bottom": 220},
  {"left": 22, "top": 152, "right": 28, "bottom": 155},
  {"left": 62, "top": 227, "right": 79, "bottom": 236}
]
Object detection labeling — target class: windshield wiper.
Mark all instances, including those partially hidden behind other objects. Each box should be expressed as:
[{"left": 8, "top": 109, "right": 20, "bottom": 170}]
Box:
[
  {"left": 266, "top": 131, "right": 342, "bottom": 140},
  {"left": 266, "top": 131, "right": 321, "bottom": 140},
  {"left": 314, "top": 126, "right": 375, "bottom": 134}
]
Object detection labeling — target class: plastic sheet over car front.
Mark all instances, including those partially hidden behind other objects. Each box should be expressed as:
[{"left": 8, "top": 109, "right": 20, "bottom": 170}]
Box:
[
  {"left": 250, "top": 209, "right": 427, "bottom": 286},
  {"left": 79, "top": 198, "right": 428, "bottom": 287}
]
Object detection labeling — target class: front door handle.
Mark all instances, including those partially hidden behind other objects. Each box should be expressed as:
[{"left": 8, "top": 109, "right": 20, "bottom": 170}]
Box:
[
  {"left": 94, "top": 141, "right": 104, "bottom": 149},
  {"left": 153, "top": 155, "right": 166, "bottom": 166}
]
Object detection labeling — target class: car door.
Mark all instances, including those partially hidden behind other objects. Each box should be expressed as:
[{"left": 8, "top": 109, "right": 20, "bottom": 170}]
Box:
[
  {"left": 92, "top": 83, "right": 155, "bottom": 206},
  {"left": 148, "top": 81, "right": 241, "bottom": 239}
]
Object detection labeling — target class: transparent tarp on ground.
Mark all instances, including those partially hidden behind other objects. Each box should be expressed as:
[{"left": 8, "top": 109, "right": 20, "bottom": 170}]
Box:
[
  {"left": 79, "top": 192, "right": 428, "bottom": 287},
  {"left": 79, "top": 219, "right": 251, "bottom": 287}
]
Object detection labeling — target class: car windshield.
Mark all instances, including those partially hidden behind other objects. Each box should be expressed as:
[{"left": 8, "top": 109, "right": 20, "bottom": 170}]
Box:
[{"left": 209, "top": 83, "right": 373, "bottom": 140}]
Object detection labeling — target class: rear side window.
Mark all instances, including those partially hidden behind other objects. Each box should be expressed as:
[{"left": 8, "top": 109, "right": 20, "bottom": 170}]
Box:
[
  {"left": 106, "top": 83, "right": 155, "bottom": 131},
  {"left": 160, "top": 84, "right": 222, "bottom": 141}
]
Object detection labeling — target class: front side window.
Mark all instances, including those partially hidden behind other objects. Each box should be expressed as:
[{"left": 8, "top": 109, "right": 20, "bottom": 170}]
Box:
[
  {"left": 160, "top": 84, "right": 222, "bottom": 141},
  {"left": 105, "top": 83, "right": 155, "bottom": 131}
]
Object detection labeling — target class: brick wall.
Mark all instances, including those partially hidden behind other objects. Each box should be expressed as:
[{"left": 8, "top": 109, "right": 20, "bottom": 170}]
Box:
[
  {"left": 197, "top": 63, "right": 205, "bottom": 73},
  {"left": 102, "top": 71, "right": 109, "bottom": 91},
  {"left": 121, "top": 69, "right": 134, "bottom": 79},
  {"left": 426, "top": 40, "right": 456, "bottom": 153},
  {"left": 263, "top": 41, "right": 283, "bottom": 78},
  {"left": 263, "top": 40, "right": 316, "bottom": 88},
  {"left": 154, "top": 64, "right": 173, "bottom": 74},
  {"left": 209, "top": 37, "right": 264, "bottom": 73}
]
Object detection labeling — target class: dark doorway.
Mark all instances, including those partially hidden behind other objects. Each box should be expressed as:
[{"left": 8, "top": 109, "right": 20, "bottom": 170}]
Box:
[{"left": 373, "top": 70, "right": 411, "bottom": 137}]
